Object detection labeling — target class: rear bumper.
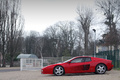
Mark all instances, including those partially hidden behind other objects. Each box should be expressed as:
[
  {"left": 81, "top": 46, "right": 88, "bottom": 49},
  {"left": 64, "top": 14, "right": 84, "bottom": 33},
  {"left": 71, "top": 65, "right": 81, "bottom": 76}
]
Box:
[{"left": 108, "top": 65, "right": 114, "bottom": 71}]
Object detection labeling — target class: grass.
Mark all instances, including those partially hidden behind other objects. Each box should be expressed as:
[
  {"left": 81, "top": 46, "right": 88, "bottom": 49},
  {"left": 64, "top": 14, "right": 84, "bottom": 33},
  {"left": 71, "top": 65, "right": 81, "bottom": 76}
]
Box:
[{"left": 114, "top": 68, "right": 120, "bottom": 70}]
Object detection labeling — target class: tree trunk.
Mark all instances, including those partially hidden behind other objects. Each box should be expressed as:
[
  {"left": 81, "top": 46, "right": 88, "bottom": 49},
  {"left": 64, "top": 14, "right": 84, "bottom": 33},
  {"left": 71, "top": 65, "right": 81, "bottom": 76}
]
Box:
[
  {"left": 2, "top": 55, "right": 6, "bottom": 67},
  {"left": 84, "top": 31, "right": 89, "bottom": 55},
  {"left": 10, "top": 54, "right": 13, "bottom": 67}
]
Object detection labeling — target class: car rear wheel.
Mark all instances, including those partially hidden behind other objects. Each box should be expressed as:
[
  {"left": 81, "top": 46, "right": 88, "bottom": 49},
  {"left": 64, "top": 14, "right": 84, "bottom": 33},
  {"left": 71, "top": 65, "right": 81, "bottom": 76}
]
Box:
[
  {"left": 54, "top": 66, "right": 64, "bottom": 76},
  {"left": 95, "top": 64, "right": 106, "bottom": 74}
]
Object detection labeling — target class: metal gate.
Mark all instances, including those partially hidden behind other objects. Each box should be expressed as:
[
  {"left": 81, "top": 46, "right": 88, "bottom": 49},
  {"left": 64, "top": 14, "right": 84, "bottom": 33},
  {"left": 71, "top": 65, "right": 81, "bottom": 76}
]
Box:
[{"left": 20, "top": 58, "right": 43, "bottom": 71}]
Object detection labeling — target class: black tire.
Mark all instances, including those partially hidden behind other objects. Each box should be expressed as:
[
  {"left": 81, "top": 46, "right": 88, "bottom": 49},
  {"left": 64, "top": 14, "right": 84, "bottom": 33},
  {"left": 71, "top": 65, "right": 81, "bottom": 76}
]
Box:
[
  {"left": 53, "top": 66, "right": 65, "bottom": 76},
  {"left": 95, "top": 64, "right": 106, "bottom": 74}
]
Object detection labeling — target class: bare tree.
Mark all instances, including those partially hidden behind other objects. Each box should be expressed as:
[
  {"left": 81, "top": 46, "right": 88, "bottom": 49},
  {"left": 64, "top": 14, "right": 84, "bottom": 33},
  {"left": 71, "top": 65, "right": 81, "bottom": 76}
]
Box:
[
  {"left": 35, "top": 36, "right": 44, "bottom": 58},
  {"left": 55, "top": 21, "right": 77, "bottom": 56},
  {"left": 58, "top": 21, "right": 77, "bottom": 56},
  {"left": 8, "top": 0, "right": 24, "bottom": 67},
  {"left": 0, "top": 0, "right": 9, "bottom": 67},
  {"left": 25, "top": 31, "right": 39, "bottom": 55},
  {"left": 77, "top": 7, "right": 94, "bottom": 55},
  {"left": 44, "top": 26, "right": 58, "bottom": 56},
  {"left": 0, "top": 0, "right": 24, "bottom": 67},
  {"left": 96, "top": 0, "right": 120, "bottom": 50},
  {"left": 43, "top": 21, "right": 78, "bottom": 57}
]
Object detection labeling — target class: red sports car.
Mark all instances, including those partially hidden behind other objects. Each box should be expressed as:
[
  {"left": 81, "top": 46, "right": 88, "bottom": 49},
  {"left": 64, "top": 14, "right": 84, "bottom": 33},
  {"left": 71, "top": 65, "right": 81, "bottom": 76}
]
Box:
[{"left": 41, "top": 56, "right": 113, "bottom": 76}]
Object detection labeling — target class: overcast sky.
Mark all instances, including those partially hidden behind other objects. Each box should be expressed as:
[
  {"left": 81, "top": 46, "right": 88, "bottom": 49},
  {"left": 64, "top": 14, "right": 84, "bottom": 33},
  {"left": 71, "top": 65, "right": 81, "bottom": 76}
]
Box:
[{"left": 21, "top": 0, "right": 97, "bottom": 34}]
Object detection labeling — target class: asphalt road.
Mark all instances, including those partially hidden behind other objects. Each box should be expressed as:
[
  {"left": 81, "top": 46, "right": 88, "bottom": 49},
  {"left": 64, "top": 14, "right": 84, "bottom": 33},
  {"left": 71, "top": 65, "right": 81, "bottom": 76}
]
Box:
[{"left": 0, "top": 67, "right": 20, "bottom": 72}]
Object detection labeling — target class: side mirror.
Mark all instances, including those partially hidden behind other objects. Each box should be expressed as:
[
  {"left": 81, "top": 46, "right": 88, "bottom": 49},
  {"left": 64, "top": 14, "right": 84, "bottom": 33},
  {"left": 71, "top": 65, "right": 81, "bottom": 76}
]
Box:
[{"left": 67, "top": 61, "right": 71, "bottom": 64}]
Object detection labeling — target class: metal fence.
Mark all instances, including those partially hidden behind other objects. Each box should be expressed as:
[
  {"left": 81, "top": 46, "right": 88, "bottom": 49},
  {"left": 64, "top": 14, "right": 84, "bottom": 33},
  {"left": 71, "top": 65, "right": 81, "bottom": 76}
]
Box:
[
  {"left": 42, "top": 56, "right": 108, "bottom": 67},
  {"left": 20, "top": 57, "right": 71, "bottom": 71},
  {"left": 96, "top": 49, "right": 120, "bottom": 68},
  {"left": 82, "top": 55, "right": 107, "bottom": 59},
  {"left": 20, "top": 51, "right": 120, "bottom": 71},
  {"left": 43, "top": 57, "right": 72, "bottom": 67}
]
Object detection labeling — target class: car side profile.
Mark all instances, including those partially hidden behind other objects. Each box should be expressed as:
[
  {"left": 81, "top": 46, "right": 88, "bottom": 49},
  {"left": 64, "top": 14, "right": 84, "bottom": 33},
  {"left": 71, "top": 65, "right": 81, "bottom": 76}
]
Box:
[{"left": 41, "top": 56, "right": 113, "bottom": 76}]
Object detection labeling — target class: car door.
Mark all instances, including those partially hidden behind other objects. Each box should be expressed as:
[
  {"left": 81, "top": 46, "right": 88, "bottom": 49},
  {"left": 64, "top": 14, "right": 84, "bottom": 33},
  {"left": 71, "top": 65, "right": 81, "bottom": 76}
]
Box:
[
  {"left": 69, "top": 57, "right": 92, "bottom": 73},
  {"left": 81, "top": 57, "right": 92, "bottom": 73}
]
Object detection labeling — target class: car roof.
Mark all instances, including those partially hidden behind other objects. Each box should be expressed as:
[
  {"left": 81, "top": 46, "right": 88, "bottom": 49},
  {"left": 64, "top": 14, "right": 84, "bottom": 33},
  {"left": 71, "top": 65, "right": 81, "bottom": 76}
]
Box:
[{"left": 75, "top": 56, "right": 91, "bottom": 58}]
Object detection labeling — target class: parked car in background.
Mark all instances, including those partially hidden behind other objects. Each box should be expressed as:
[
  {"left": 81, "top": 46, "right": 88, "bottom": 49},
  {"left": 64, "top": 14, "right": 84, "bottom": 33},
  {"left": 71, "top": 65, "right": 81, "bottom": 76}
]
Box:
[{"left": 41, "top": 56, "right": 113, "bottom": 76}]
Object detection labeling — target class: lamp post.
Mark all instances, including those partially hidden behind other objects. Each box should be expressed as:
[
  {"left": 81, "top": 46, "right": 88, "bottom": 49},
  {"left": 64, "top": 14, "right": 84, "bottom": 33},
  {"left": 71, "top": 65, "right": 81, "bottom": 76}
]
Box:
[{"left": 93, "top": 29, "right": 96, "bottom": 57}]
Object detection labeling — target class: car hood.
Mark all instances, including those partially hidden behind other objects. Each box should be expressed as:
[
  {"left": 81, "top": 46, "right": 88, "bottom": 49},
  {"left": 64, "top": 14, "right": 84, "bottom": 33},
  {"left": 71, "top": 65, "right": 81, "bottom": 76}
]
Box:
[{"left": 42, "top": 62, "right": 65, "bottom": 69}]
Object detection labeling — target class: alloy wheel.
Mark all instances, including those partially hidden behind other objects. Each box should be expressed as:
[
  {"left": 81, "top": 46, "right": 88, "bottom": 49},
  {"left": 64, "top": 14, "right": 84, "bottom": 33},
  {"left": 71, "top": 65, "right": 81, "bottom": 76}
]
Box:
[
  {"left": 96, "top": 64, "right": 106, "bottom": 74},
  {"left": 54, "top": 66, "right": 64, "bottom": 76}
]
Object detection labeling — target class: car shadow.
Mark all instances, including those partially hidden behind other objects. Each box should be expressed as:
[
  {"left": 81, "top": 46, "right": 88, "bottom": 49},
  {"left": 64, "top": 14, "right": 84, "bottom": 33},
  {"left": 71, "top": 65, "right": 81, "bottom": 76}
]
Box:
[
  {"left": 64, "top": 73, "right": 96, "bottom": 76},
  {"left": 64, "top": 72, "right": 110, "bottom": 76},
  {"left": 44, "top": 72, "right": 110, "bottom": 77}
]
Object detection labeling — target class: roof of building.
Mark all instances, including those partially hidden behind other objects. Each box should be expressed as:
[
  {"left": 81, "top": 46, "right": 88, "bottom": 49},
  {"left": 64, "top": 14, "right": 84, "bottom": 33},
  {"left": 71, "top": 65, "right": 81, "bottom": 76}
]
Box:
[{"left": 17, "top": 54, "right": 38, "bottom": 59}]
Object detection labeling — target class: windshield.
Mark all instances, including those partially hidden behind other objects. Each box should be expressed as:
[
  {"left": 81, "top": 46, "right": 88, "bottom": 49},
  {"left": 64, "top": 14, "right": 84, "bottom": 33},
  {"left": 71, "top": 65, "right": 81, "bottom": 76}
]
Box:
[{"left": 63, "top": 57, "right": 75, "bottom": 63}]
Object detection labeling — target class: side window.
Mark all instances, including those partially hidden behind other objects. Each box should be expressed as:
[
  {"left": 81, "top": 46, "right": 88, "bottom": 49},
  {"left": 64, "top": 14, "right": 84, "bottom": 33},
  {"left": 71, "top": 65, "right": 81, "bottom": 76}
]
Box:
[
  {"left": 71, "top": 58, "right": 84, "bottom": 63},
  {"left": 84, "top": 57, "right": 91, "bottom": 62}
]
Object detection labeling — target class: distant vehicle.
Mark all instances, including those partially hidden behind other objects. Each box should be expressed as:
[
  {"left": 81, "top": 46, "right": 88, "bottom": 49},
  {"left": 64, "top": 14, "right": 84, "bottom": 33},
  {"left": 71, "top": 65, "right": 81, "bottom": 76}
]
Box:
[{"left": 41, "top": 56, "right": 113, "bottom": 76}]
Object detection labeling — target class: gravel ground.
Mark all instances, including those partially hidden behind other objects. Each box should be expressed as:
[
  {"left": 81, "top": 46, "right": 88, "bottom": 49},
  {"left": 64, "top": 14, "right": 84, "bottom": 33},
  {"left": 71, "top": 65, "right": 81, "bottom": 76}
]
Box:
[
  {"left": 0, "top": 67, "right": 20, "bottom": 72},
  {"left": 0, "top": 68, "right": 120, "bottom": 80}
]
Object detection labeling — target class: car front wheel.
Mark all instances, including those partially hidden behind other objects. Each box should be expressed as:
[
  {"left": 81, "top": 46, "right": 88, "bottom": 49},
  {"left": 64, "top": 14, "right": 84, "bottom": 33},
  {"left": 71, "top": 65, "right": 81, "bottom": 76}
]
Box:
[
  {"left": 54, "top": 66, "right": 65, "bottom": 76},
  {"left": 95, "top": 64, "right": 106, "bottom": 74}
]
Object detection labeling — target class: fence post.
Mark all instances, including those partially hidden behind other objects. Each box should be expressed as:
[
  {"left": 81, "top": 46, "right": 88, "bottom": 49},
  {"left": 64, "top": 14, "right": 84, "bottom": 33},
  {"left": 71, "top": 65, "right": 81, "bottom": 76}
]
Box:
[
  {"left": 113, "top": 50, "right": 116, "bottom": 68},
  {"left": 61, "top": 56, "right": 64, "bottom": 62},
  {"left": 116, "top": 50, "right": 119, "bottom": 68},
  {"left": 110, "top": 50, "right": 112, "bottom": 60},
  {"left": 41, "top": 58, "right": 43, "bottom": 68},
  {"left": 20, "top": 59, "right": 23, "bottom": 71}
]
